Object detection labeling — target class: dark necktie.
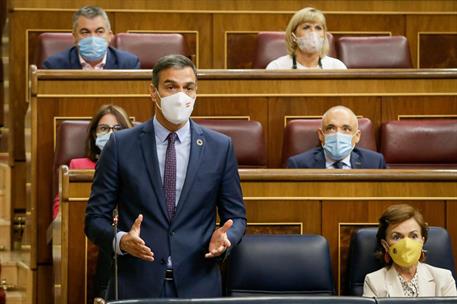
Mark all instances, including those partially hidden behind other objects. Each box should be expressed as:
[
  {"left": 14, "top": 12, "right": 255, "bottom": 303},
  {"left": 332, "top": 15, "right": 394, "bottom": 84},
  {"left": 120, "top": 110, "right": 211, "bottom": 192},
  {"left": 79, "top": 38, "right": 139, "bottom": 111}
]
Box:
[
  {"left": 164, "top": 132, "right": 177, "bottom": 219},
  {"left": 333, "top": 160, "right": 344, "bottom": 169}
]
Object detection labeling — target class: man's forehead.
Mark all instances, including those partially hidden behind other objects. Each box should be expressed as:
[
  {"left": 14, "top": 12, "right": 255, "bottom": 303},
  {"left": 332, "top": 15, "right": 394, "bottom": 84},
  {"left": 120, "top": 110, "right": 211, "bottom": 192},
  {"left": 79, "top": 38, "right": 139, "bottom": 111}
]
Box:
[
  {"left": 159, "top": 67, "right": 196, "bottom": 84},
  {"left": 323, "top": 109, "right": 356, "bottom": 125},
  {"left": 77, "top": 16, "right": 107, "bottom": 29}
]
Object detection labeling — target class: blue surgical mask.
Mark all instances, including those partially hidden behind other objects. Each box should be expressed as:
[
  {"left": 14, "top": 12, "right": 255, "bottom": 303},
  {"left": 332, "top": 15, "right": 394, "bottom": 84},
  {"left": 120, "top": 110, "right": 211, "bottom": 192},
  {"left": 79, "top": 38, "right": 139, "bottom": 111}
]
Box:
[
  {"left": 78, "top": 36, "right": 108, "bottom": 62},
  {"left": 322, "top": 132, "right": 354, "bottom": 161},
  {"left": 95, "top": 132, "right": 111, "bottom": 151}
]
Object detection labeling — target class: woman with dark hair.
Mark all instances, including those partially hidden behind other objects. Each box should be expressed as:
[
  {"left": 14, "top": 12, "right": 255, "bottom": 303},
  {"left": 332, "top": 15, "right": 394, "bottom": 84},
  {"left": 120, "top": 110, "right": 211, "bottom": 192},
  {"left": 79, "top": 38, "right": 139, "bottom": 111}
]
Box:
[
  {"left": 363, "top": 204, "right": 456, "bottom": 297},
  {"left": 53, "top": 104, "right": 133, "bottom": 301},
  {"left": 53, "top": 104, "right": 133, "bottom": 218}
]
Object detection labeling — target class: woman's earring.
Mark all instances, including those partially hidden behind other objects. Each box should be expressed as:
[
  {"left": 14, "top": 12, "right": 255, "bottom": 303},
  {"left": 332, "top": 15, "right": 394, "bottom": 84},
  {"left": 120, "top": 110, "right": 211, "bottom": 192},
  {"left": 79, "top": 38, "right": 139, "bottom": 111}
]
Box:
[{"left": 384, "top": 252, "right": 391, "bottom": 264}]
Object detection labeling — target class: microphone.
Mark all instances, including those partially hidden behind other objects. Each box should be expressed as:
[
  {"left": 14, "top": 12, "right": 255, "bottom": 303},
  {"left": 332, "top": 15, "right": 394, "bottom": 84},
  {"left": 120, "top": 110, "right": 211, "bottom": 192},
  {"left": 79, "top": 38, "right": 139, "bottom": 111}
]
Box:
[{"left": 112, "top": 208, "right": 119, "bottom": 301}]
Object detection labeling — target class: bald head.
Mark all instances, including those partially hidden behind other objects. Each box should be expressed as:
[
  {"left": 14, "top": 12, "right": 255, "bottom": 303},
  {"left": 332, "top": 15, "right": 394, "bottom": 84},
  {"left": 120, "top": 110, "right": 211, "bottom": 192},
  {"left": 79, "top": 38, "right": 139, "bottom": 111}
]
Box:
[{"left": 318, "top": 105, "right": 361, "bottom": 146}]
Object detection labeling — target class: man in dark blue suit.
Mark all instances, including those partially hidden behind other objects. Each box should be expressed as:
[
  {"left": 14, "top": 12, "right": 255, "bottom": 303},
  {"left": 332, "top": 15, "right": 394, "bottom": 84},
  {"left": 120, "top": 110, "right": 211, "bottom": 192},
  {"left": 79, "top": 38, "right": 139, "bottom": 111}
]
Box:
[
  {"left": 43, "top": 6, "right": 139, "bottom": 69},
  {"left": 85, "top": 55, "right": 246, "bottom": 300},
  {"left": 288, "top": 105, "right": 386, "bottom": 169}
]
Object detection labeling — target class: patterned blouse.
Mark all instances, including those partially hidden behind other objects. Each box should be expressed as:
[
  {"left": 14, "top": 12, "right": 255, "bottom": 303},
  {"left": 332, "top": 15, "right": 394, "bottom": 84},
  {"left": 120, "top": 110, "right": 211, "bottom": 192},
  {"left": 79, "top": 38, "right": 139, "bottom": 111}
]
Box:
[{"left": 398, "top": 272, "right": 419, "bottom": 297}]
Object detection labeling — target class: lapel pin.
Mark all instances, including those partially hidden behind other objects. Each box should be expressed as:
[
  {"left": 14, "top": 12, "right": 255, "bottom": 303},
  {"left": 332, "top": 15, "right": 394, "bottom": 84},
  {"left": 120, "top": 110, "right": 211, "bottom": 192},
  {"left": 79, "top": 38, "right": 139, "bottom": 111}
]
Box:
[{"left": 196, "top": 139, "right": 203, "bottom": 146}]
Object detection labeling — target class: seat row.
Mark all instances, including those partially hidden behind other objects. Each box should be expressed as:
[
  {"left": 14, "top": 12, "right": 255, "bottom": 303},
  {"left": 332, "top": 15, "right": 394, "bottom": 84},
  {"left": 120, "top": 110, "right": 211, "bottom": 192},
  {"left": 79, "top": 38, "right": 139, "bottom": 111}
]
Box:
[
  {"left": 35, "top": 32, "right": 413, "bottom": 70},
  {"left": 108, "top": 296, "right": 457, "bottom": 304},
  {"left": 53, "top": 118, "right": 457, "bottom": 172},
  {"left": 224, "top": 227, "right": 455, "bottom": 297},
  {"left": 253, "top": 32, "right": 412, "bottom": 69},
  {"left": 35, "top": 32, "right": 194, "bottom": 69},
  {"left": 104, "top": 227, "right": 456, "bottom": 303}
]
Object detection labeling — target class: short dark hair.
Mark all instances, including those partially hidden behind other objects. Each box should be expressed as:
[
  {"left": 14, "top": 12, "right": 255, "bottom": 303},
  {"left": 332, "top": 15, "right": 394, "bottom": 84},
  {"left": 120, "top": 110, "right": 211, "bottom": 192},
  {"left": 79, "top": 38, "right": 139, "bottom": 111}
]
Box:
[
  {"left": 152, "top": 54, "right": 197, "bottom": 88},
  {"left": 86, "top": 104, "right": 133, "bottom": 162},
  {"left": 72, "top": 6, "right": 111, "bottom": 33},
  {"left": 375, "top": 204, "right": 428, "bottom": 265}
]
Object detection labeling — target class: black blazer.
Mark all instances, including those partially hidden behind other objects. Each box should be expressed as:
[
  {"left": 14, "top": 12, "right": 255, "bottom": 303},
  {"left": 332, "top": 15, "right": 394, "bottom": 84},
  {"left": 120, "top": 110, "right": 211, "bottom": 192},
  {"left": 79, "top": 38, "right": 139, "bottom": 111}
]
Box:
[
  {"left": 287, "top": 147, "right": 386, "bottom": 169},
  {"left": 43, "top": 46, "right": 140, "bottom": 69}
]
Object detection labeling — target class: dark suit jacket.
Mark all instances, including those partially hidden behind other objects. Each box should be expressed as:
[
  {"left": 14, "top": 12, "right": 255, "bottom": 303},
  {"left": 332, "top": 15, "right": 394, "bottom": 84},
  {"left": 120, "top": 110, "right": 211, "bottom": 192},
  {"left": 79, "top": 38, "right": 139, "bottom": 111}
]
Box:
[
  {"left": 287, "top": 147, "right": 386, "bottom": 169},
  {"left": 85, "top": 119, "right": 247, "bottom": 299},
  {"left": 43, "top": 46, "right": 140, "bottom": 69}
]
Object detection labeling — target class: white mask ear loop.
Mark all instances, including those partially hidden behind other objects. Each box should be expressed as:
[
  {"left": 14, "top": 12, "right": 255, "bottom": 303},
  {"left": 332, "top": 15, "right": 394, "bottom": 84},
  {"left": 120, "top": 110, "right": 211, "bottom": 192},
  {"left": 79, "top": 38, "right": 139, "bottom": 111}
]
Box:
[{"left": 155, "top": 89, "right": 163, "bottom": 110}]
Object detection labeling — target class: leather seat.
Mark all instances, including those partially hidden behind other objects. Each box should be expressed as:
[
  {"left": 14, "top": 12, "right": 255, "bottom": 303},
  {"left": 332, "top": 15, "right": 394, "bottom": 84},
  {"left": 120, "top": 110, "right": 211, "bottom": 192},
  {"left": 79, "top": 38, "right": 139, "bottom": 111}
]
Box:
[
  {"left": 195, "top": 119, "right": 266, "bottom": 168},
  {"left": 114, "top": 33, "right": 192, "bottom": 69},
  {"left": 346, "top": 227, "right": 456, "bottom": 296},
  {"left": 252, "top": 32, "right": 336, "bottom": 69},
  {"left": 376, "top": 297, "right": 457, "bottom": 303},
  {"left": 336, "top": 36, "right": 412, "bottom": 68},
  {"left": 106, "top": 296, "right": 376, "bottom": 304},
  {"left": 35, "top": 32, "right": 74, "bottom": 68},
  {"left": 380, "top": 119, "right": 457, "bottom": 168},
  {"left": 281, "top": 118, "right": 376, "bottom": 167},
  {"left": 225, "top": 234, "right": 334, "bottom": 296}
]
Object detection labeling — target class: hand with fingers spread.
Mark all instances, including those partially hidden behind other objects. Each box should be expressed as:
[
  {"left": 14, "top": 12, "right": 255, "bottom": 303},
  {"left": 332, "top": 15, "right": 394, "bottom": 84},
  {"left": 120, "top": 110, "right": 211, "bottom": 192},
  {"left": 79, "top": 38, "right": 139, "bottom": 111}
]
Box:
[
  {"left": 119, "top": 214, "right": 155, "bottom": 261},
  {"left": 205, "top": 219, "right": 233, "bottom": 258}
]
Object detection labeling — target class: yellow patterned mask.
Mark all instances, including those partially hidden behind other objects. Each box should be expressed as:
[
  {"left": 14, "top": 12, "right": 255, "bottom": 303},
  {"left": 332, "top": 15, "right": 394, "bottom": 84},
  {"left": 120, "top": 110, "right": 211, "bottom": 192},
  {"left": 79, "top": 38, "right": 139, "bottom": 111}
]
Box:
[{"left": 388, "top": 238, "right": 423, "bottom": 267}]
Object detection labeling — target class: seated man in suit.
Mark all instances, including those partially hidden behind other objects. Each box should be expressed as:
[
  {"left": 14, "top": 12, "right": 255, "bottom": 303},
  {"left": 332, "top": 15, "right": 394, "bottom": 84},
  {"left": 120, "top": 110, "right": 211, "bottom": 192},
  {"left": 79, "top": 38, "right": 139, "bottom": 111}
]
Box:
[
  {"left": 287, "top": 105, "right": 386, "bottom": 169},
  {"left": 43, "top": 6, "right": 140, "bottom": 69}
]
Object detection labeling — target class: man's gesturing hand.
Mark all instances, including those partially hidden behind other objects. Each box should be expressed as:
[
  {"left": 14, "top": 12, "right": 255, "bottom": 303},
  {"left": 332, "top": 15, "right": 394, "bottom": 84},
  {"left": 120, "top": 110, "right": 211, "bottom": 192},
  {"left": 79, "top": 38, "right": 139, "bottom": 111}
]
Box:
[
  {"left": 119, "top": 214, "right": 154, "bottom": 261},
  {"left": 205, "top": 219, "right": 233, "bottom": 258}
]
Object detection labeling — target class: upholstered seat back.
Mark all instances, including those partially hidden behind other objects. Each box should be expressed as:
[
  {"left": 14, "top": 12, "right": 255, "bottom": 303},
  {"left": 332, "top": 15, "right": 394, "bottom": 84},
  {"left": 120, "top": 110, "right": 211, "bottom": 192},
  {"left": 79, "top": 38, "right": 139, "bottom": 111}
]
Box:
[
  {"left": 225, "top": 234, "right": 334, "bottom": 296},
  {"left": 195, "top": 119, "right": 266, "bottom": 168},
  {"left": 281, "top": 118, "right": 376, "bottom": 167},
  {"left": 346, "top": 227, "right": 456, "bottom": 296},
  {"left": 115, "top": 33, "right": 191, "bottom": 69},
  {"left": 54, "top": 120, "right": 90, "bottom": 172},
  {"left": 336, "top": 36, "right": 412, "bottom": 68},
  {"left": 35, "top": 32, "right": 74, "bottom": 68},
  {"left": 252, "top": 32, "right": 336, "bottom": 69},
  {"left": 380, "top": 119, "right": 457, "bottom": 168},
  {"left": 107, "top": 296, "right": 377, "bottom": 304}
]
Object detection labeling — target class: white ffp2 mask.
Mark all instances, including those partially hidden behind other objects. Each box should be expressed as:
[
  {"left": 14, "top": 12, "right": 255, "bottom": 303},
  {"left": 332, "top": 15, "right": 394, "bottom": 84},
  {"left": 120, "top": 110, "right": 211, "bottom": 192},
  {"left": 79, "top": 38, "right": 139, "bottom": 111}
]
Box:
[{"left": 157, "top": 91, "right": 195, "bottom": 125}]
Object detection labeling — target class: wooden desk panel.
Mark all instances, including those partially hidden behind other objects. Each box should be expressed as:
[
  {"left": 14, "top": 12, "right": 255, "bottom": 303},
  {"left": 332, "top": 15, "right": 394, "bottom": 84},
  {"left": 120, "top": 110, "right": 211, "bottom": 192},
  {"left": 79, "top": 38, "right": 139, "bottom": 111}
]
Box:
[
  {"left": 55, "top": 168, "right": 457, "bottom": 303},
  {"left": 29, "top": 69, "right": 457, "bottom": 302}
]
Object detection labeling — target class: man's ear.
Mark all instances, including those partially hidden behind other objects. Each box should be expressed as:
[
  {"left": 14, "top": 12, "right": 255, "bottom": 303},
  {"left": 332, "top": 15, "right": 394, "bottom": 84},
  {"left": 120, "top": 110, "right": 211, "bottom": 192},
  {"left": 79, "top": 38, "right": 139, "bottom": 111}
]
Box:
[
  {"left": 353, "top": 129, "right": 361, "bottom": 145},
  {"left": 317, "top": 128, "right": 325, "bottom": 145},
  {"left": 149, "top": 84, "right": 159, "bottom": 103},
  {"left": 107, "top": 31, "right": 114, "bottom": 44}
]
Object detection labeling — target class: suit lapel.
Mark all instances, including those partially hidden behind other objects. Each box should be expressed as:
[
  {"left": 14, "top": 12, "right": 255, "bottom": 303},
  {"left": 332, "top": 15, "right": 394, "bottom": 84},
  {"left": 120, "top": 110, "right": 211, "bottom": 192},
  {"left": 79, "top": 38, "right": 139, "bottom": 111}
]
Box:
[
  {"left": 139, "top": 120, "right": 169, "bottom": 221},
  {"left": 386, "top": 266, "right": 405, "bottom": 297},
  {"left": 350, "top": 149, "right": 363, "bottom": 169},
  {"left": 105, "top": 47, "right": 117, "bottom": 68},
  {"left": 69, "top": 47, "right": 82, "bottom": 69},
  {"left": 314, "top": 148, "right": 327, "bottom": 168},
  {"left": 174, "top": 120, "right": 205, "bottom": 219},
  {"left": 417, "top": 263, "right": 436, "bottom": 296}
]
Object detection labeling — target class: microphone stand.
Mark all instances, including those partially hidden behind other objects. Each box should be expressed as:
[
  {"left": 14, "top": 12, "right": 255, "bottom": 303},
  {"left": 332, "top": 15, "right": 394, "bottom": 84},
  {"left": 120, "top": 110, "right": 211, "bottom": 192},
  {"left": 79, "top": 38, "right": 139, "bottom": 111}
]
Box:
[{"left": 112, "top": 208, "right": 119, "bottom": 301}]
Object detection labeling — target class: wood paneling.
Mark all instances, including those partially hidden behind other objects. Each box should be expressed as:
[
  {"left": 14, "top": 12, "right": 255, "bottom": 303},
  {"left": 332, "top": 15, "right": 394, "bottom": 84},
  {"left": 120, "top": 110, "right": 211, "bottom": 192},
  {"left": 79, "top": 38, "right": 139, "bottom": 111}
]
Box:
[
  {"left": 28, "top": 68, "right": 457, "bottom": 304},
  {"left": 56, "top": 168, "right": 457, "bottom": 302},
  {"left": 10, "top": 0, "right": 457, "bottom": 12},
  {"left": 419, "top": 34, "right": 457, "bottom": 68},
  {"left": 8, "top": 6, "right": 457, "bottom": 165}
]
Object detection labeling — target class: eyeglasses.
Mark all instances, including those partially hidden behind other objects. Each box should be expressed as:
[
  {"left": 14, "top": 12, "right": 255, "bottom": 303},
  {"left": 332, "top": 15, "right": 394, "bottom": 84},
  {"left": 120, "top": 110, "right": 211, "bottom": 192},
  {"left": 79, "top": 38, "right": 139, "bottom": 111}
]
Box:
[{"left": 96, "top": 124, "right": 123, "bottom": 135}]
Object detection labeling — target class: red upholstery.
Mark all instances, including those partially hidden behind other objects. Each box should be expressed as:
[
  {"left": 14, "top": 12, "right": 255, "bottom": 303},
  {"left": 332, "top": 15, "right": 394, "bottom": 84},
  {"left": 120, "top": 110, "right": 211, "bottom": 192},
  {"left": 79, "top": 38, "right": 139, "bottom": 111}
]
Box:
[
  {"left": 252, "top": 32, "right": 336, "bottom": 69},
  {"left": 115, "top": 33, "right": 191, "bottom": 69},
  {"left": 336, "top": 36, "right": 412, "bottom": 68},
  {"left": 35, "top": 32, "right": 74, "bottom": 68},
  {"left": 195, "top": 119, "right": 266, "bottom": 168},
  {"left": 281, "top": 118, "right": 376, "bottom": 167},
  {"left": 380, "top": 120, "right": 457, "bottom": 169}
]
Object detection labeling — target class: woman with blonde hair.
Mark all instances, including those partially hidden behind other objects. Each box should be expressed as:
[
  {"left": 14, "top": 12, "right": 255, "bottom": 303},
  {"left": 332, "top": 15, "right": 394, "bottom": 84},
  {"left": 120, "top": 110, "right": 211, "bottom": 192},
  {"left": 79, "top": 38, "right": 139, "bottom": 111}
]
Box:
[{"left": 266, "top": 7, "right": 346, "bottom": 70}]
